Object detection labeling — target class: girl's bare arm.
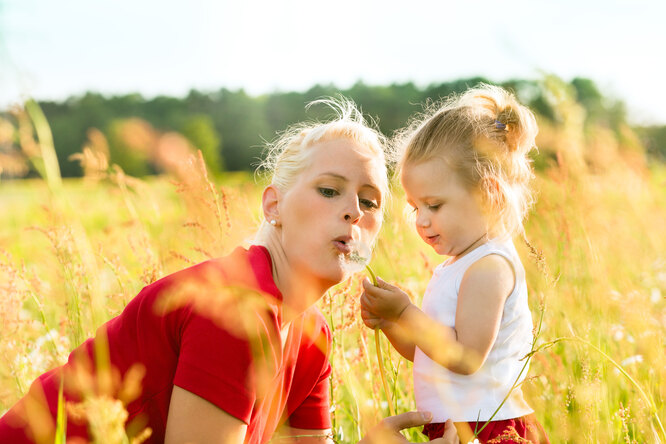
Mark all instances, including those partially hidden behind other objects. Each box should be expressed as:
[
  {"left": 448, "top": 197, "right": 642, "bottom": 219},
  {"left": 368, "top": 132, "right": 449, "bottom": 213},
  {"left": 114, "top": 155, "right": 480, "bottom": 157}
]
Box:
[{"left": 361, "top": 254, "right": 513, "bottom": 375}]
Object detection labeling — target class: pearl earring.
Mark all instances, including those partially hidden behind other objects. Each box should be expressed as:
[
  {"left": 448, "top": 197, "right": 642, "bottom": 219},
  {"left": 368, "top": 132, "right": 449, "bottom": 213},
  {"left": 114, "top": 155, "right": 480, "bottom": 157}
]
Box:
[{"left": 270, "top": 219, "right": 277, "bottom": 226}]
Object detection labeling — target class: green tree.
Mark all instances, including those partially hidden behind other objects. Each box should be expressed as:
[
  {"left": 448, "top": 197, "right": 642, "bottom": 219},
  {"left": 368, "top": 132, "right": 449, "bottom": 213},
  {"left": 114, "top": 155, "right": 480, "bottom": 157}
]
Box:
[
  {"left": 106, "top": 118, "right": 155, "bottom": 177},
  {"left": 181, "top": 114, "right": 223, "bottom": 174}
]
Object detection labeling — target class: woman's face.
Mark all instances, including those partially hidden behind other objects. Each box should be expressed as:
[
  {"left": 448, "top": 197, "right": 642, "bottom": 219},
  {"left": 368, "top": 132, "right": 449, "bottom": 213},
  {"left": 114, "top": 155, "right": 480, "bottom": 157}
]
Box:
[{"left": 277, "top": 138, "right": 385, "bottom": 288}]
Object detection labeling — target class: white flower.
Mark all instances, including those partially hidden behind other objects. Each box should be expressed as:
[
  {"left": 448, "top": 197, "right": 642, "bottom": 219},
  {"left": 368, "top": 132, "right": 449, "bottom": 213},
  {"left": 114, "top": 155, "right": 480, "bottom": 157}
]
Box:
[
  {"left": 650, "top": 287, "right": 662, "bottom": 303},
  {"left": 467, "top": 439, "right": 480, "bottom": 444},
  {"left": 609, "top": 290, "right": 622, "bottom": 301},
  {"left": 620, "top": 355, "right": 643, "bottom": 366},
  {"left": 610, "top": 324, "right": 625, "bottom": 341}
]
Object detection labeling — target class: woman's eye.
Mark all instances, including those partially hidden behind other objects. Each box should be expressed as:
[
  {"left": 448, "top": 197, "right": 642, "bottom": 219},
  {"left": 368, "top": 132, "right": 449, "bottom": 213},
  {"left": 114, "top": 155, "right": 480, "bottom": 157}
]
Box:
[
  {"left": 360, "top": 198, "right": 378, "bottom": 210},
  {"left": 427, "top": 204, "right": 441, "bottom": 211},
  {"left": 318, "top": 187, "right": 339, "bottom": 198}
]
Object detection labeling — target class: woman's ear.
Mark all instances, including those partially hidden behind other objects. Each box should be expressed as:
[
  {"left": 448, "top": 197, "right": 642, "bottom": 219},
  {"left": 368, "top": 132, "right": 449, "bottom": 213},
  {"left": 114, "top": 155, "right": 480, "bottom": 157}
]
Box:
[{"left": 262, "top": 185, "right": 281, "bottom": 225}]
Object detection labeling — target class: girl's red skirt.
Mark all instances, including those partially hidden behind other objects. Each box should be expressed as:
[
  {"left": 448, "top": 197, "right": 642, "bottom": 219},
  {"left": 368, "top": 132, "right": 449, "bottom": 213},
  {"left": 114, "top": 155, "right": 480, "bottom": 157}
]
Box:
[{"left": 422, "top": 414, "right": 550, "bottom": 444}]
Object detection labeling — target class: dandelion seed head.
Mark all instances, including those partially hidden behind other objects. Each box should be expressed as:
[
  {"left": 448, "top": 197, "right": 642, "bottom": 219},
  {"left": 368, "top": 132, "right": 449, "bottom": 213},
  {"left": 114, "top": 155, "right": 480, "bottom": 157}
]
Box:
[{"left": 340, "top": 240, "right": 372, "bottom": 274}]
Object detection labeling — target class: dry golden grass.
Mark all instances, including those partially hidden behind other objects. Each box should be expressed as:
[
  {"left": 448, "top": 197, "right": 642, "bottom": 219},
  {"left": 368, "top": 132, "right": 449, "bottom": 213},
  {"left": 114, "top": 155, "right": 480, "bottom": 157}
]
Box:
[{"left": 0, "top": 99, "right": 664, "bottom": 442}]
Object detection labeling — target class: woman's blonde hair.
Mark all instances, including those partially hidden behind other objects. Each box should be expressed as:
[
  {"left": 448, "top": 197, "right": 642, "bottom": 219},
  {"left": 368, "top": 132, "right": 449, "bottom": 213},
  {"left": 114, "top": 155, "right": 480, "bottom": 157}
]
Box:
[
  {"left": 256, "top": 97, "right": 390, "bottom": 237},
  {"left": 396, "top": 84, "right": 538, "bottom": 238}
]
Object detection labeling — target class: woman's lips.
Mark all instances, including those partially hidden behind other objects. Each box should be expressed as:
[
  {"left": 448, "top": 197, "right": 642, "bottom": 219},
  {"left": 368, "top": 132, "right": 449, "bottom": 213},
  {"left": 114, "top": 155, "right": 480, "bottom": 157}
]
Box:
[{"left": 333, "top": 240, "right": 352, "bottom": 254}]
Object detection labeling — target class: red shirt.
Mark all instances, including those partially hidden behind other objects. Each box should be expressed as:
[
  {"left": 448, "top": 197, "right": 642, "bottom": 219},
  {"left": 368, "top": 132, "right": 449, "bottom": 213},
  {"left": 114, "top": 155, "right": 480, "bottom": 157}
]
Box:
[{"left": 0, "top": 245, "right": 332, "bottom": 443}]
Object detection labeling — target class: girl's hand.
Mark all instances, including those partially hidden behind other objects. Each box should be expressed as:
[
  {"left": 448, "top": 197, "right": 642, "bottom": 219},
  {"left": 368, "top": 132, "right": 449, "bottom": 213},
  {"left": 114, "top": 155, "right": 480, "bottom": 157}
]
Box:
[
  {"left": 360, "top": 304, "right": 387, "bottom": 330},
  {"left": 361, "top": 277, "right": 412, "bottom": 323}
]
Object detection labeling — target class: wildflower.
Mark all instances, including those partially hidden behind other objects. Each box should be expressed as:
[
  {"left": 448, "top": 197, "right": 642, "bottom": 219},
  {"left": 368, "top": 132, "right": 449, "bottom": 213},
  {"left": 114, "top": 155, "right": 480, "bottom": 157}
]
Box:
[
  {"left": 650, "top": 287, "right": 662, "bottom": 303},
  {"left": 610, "top": 324, "right": 625, "bottom": 341},
  {"left": 620, "top": 355, "right": 643, "bottom": 366},
  {"left": 68, "top": 395, "right": 128, "bottom": 444}
]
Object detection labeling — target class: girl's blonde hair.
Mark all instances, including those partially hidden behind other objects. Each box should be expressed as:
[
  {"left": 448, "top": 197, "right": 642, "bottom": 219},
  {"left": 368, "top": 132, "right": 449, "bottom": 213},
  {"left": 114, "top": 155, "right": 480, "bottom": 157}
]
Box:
[
  {"left": 256, "top": 97, "right": 390, "bottom": 237},
  {"left": 396, "top": 84, "right": 538, "bottom": 238}
]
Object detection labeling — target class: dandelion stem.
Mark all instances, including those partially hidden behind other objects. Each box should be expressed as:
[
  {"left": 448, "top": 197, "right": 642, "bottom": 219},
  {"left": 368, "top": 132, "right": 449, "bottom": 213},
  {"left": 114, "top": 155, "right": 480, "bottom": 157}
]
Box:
[{"left": 365, "top": 265, "right": 396, "bottom": 417}]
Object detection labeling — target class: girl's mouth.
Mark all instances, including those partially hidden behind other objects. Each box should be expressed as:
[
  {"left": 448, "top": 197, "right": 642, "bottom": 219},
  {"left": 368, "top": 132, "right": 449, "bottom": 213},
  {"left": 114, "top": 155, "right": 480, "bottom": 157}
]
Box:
[{"left": 425, "top": 235, "right": 440, "bottom": 246}]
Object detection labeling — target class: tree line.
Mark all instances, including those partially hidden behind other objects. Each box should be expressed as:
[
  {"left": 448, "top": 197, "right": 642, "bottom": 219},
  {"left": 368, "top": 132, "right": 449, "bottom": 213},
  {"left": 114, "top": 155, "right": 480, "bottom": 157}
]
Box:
[{"left": 1, "top": 76, "right": 664, "bottom": 179}]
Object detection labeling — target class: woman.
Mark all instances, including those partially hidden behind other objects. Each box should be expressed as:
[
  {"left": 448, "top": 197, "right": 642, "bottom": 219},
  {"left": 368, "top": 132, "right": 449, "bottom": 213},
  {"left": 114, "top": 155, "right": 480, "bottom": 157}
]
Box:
[{"left": 0, "top": 99, "right": 457, "bottom": 444}]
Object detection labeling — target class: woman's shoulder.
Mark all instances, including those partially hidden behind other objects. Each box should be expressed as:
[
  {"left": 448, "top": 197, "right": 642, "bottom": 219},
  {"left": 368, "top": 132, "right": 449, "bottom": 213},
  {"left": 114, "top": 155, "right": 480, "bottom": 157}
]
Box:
[{"left": 137, "top": 245, "right": 279, "bottom": 304}]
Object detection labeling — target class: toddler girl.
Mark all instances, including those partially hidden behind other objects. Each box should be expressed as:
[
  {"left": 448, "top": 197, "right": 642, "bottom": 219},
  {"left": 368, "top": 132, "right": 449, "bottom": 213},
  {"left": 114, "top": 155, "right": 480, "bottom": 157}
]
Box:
[{"left": 361, "top": 85, "right": 549, "bottom": 443}]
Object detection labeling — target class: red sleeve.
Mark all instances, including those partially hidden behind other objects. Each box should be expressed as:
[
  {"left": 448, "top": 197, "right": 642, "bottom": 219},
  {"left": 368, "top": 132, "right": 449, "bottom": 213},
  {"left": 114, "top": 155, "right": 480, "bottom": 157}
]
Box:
[
  {"left": 173, "top": 308, "right": 257, "bottom": 424},
  {"left": 286, "top": 362, "right": 332, "bottom": 429}
]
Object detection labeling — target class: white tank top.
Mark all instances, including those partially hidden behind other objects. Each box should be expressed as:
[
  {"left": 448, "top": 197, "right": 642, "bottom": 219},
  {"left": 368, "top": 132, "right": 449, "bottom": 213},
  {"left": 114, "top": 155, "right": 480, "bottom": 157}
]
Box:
[{"left": 413, "top": 238, "right": 535, "bottom": 422}]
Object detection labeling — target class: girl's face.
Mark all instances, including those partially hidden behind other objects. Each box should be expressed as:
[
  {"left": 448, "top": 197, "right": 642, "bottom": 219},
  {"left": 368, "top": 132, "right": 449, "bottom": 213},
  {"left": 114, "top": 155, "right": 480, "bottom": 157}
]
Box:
[
  {"left": 277, "top": 138, "right": 385, "bottom": 288},
  {"left": 401, "top": 158, "right": 488, "bottom": 258}
]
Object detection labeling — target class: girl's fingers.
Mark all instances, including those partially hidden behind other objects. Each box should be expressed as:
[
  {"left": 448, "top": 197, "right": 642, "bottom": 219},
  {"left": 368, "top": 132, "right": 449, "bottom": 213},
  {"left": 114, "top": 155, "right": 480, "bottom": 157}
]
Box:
[
  {"left": 376, "top": 276, "right": 396, "bottom": 290},
  {"left": 360, "top": 291, "right": 372, "bottom": 309},
  {"left": 364, "top": 283, "right": 390, "bottom": 300}
]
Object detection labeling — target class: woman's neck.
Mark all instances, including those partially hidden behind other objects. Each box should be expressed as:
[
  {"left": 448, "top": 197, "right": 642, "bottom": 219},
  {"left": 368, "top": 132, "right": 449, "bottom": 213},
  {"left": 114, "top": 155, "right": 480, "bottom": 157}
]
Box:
[{"left": 258, "top": 235, "right": 330, "bottom": 325}]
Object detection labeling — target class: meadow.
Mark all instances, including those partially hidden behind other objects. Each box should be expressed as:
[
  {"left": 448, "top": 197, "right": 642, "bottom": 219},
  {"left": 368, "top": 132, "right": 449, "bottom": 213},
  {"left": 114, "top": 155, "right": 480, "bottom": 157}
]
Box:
[{"left": 0, "top": 103, "right": 665, "bottom": 443}]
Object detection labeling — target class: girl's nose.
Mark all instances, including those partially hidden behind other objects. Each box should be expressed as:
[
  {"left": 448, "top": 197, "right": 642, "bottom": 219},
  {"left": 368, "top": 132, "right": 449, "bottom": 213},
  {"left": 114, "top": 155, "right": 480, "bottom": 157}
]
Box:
[{"left": 416, "top": 212, "right": 430, "bottom": 228}]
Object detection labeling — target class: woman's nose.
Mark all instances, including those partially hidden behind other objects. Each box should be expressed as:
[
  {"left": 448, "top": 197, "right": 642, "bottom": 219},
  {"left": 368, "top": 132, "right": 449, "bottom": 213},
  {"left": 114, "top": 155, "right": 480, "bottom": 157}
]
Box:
[{"left": 343, "top": 198, "right": 362, "bottom": 224}]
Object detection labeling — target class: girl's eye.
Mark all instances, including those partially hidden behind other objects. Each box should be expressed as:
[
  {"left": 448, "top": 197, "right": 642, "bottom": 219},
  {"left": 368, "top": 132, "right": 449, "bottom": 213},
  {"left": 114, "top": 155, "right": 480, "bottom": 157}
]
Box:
[
  {"left": 318, "top": 187, "right": 339, "bottom": 198},
  {"left": 360, "top": 198, "right": 378, "bottom": 210},
  {"left": 427, "top": 204, "right": 441, "bottom": 211}
]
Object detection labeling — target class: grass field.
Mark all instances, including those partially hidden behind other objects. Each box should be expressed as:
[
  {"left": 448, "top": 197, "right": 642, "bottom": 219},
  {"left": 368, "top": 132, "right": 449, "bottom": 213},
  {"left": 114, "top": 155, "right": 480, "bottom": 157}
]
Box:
[{"left": 0, "top": 114, "right": 665, "bottom": 442}]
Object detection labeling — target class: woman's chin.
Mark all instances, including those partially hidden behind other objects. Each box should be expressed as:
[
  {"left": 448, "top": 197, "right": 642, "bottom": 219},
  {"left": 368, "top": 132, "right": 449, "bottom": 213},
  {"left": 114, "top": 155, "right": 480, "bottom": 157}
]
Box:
[
  {"left": 326, "top": 269, "right": 347, "bottom": 287},
  {"left": 319, "top": 264, "right": 348, "bottom": 288}
]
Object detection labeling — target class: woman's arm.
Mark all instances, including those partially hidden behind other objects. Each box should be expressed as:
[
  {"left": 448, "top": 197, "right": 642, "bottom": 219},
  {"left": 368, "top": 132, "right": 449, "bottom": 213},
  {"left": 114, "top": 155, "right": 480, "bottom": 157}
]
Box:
[
  {"left": 361, "top": 255, "right": 514, "bottom": 375},
  {"left": 359, "top": 412, "right": 459, "bottom": 444},
  {"left": 274, "top": 427, "right": 334, "bottom": 443},
  {"left": 277, "top": 412, "right": 458, "bottom": 444},
  {"left": 165, "top": 386, "right": 247, "bottom": 444}
]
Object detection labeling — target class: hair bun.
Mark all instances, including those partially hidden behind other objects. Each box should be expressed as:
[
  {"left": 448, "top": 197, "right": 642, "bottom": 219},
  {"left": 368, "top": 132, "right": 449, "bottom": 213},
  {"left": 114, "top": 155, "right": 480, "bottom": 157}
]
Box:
[{"left": 496, "top": 103, "right": 537, "bottom": 155}]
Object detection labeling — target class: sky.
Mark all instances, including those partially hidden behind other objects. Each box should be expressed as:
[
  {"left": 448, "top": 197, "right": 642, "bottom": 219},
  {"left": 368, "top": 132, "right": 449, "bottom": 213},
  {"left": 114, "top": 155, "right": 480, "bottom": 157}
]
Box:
[{"left": 1, "top": 0, "right": 665, "bottom": 125}]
